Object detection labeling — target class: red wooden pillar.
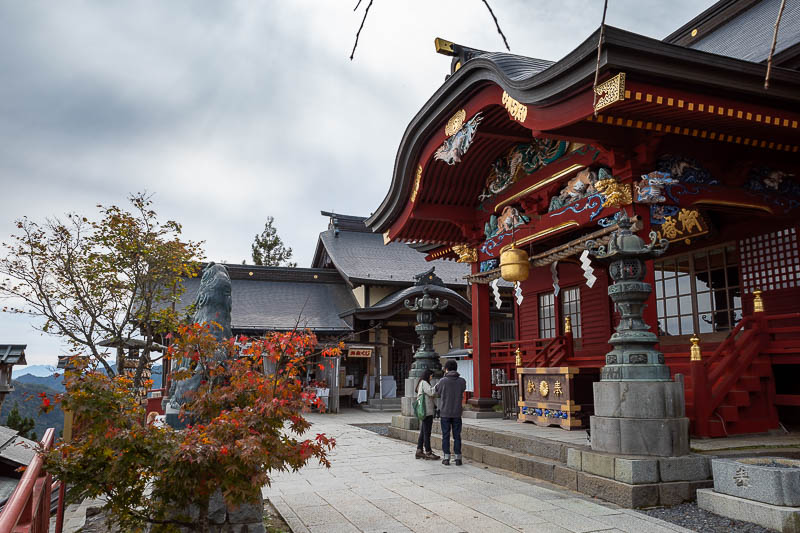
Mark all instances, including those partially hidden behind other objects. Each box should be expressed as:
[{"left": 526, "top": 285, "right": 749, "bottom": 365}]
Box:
[{"left": 469, "top": 263, "right": 497, "bottom": 410}]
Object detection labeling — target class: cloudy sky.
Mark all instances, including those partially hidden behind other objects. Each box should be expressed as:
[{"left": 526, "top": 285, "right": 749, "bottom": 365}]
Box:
[{"left": 0, "top": 0, "right": 715, "bottom": 367}]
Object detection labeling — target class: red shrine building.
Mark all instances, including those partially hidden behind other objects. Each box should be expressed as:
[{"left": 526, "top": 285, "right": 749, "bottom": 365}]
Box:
[{"left": 366, "top": 0, "right": 800, "bottom": 437}]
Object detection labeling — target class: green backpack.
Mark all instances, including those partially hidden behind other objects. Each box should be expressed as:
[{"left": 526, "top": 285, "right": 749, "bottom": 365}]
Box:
[{"left": 413, "top": 392, "right": 427, "bottom": 420}]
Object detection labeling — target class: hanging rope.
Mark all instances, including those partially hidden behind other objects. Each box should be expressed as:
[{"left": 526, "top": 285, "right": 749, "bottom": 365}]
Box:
[
  {"left": 764, "top": 0, "right": 787, "bottom": 90},
  {"left": 592, "top": 0, "right": 609, "bottom": 116}
]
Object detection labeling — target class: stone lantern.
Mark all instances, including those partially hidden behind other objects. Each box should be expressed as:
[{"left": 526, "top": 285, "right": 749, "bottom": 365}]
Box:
[
  {"left": 405, "top": 286, "right": 448, "bottom": 378},
  {"left": 0, "top": 345, "right": 27, "bottom": 408},
  {"left": 585, "top": 214, "right": 690, "bottom": 457}
]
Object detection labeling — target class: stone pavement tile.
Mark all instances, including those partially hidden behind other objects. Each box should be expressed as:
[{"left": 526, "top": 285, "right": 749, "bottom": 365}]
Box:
[
  {"left": 533, "top": 509, "right": 618, "bottom": 532},
  {"left": 387, "top": 483, "right": 451, "bottom": 504},
  {"left": 292, "top": 504, "right": 351, "bottom": 527},
  {"left": 362, "top": 524, "right": 414, "bottom": 533},
  {"left": 351, "top": 485, "right": 400, "bottom": 501},
  {"left": 551, "top": 497, "right": 624, "bottom": 517},
  {"left": 418, "top": 500, "right": 520, "bottom": 533},
  {"left": 327, "top": 500, "right": 397, "bottom": 530},
  {"left": 280, "top": 491, "right": 328, "bottom": 508},
  {"left": 621, "top": 510, "right": 695, "bottom": 533},
  {"left": 594, "top": 512, "right": 680, "bottom": 533},
  {"left": 316, "top": 488, "right": 365, "bottom": 505},
  {"left": 269, "top": 496, "right": 311, "bottom": 533},
  {"left": 492, "top": 492, "right": 560, "bottom": 512},
  {"left": 460, "top": 498, "right": 551, "bottom": 527},
  {"left": 370, "top": 497, "right": 464, "bottom": 533},
  {"left": 308, "top": 522, "right": 359, "bottom": 533}
]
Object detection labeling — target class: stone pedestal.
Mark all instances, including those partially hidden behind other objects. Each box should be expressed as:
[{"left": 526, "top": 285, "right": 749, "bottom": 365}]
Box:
[{"left": 591, "top": 378, "right": 689, "bottom": 456}]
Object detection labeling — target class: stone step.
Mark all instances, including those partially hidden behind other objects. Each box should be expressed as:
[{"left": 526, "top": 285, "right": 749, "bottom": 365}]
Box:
[
  {"left": 387, "top": 425, "right": 711, "bottom": 508},
  {"left": 361, "top": 397, "right": 402, "bottom": 412}
]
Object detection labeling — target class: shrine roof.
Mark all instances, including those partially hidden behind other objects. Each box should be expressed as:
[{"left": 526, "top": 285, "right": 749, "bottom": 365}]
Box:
[
  {"left": 178, "top": 264, "right": 356, "bottom": 333},
  {"left": 366, "top": 24, "right": 800, "bottom": 238},
  {"left": 665, "top": 0, "right": 800, "bottom": 65},
  {"left": 341, "top": 283, "right": 472, "bottom": 321},
  {"left": 311, "top": 213, "right": 469, "bottom": 287}
]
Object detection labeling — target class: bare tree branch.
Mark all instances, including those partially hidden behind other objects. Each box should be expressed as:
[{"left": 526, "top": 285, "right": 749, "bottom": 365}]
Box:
[
  {"left": 350, "top": 0, "right": 374, "bottom": 60},
  {"left": 764, "top": 0, "right": 787, "bottom": 90},
  {"left": 480, "top": 0, "right": 510, "bottom": 51}
]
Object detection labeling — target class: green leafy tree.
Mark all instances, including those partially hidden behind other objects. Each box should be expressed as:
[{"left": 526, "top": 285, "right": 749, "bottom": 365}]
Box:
[
  {"left": 0, "top": 193, "right": 203, "bottom": 388},
  {"left": 5, "top": 401, "right": 36, "bottom": 440},
  {"left": 250, "top": 217, "right": 296, "bottom": 267},
  {"left": 44, "top": 324, "right": 338, "bottom": 533}
]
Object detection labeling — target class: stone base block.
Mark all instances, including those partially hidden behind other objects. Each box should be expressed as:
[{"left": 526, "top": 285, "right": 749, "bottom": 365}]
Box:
[
  {"left": 462, "top": 410, "right": 503, "bottom": 419},
  {"left": 401, "top": 396, "right": 415, "bottom": 417},
  {"left": 391, "top": 414, "right": 419, "bottom": 431},
  {"left": 698, "top": 489, "right": 800, "bottom": 533},
  {"left": 404, "top": 377, "right": 419, "bottom": 398},
  {"left": 712, "top": 457, "right": 800, "bottom": 506},
  {"left": 593, "top": 380, "right": 685, "bottom": 418},
  {"left": 590, "top": 415, "right": 690, "bottom": 456}
]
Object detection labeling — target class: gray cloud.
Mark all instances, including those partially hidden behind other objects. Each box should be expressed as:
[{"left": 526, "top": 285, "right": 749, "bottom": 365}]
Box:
[{"left": 0, "top": 0, "right": 715, "bottom": 364}]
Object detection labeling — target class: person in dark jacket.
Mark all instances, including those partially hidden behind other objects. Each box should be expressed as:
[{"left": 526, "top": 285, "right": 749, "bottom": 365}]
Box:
[{"left": 434, "top": 359, "right": 467, "bottom": 466}]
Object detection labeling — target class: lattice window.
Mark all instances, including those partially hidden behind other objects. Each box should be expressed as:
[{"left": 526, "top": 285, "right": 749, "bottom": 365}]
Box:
[
  {"left": 739, "top": 227, "right": 800, "bottom": 294},
  {"left": 560, "top": 287, "right": 582, "bottom": 338},
  {"left": 654, "top": 243, "right": 742, "bottom": 335},
  {"left": 538, "top": 292, "right": 556, "bottom": 338}
]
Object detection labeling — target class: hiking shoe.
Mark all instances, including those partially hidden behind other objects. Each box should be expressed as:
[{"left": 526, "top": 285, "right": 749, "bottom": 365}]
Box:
[
  {"left": 425, "top": 452, "right": 440, "bottom": 460},
  {"left": 415, "top": 449, "right": 425, "bottom": 459},
  {"left": 454, "top": 459, "right": 463, "bottom": 466},
  {"left": 441, "top": 458, "right": 450, "bottom": 466}
]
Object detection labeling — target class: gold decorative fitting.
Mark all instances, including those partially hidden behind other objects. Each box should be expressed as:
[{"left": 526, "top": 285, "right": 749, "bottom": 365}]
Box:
[
  {"left": 445, "top": 109, "right": 466, "bottom": 137},
  {"left": 594, "top": 72, "right": 626, "bottom": 112},
  {"left": 564, "top": 316, "right": 572, "bottom": 334},
  {"left": 452, "top": 244, "right": 478, "bottom": 263},
  {"left": 434, "top": 37, "right": 456, "bottom": 55},
  {"left": 691, "top": 28, "right": 698, "bottom": 37},
  {"left": 502, "top": 91, "right": 528, "bottom": 123},
  {"left": 515, "top": 348, "right": 522, "bottom": 368},
  {"left": 539, "top": 380, "right": 549, "bottom": 397},
  {"left": 553, "top": 380, "right": 563, "bottom": 396},
  {"left": 463, "top": 329, "right": 470, "bottom": 346},
  {"left": 526, "top": 380, "right": 535, "bottom": 394},
  {"left": 753, "top": 289, "right": 764, "bottom": 313},
  {"left": 655, "top": 208, "right": 711, "bottom": 243},
  {"left": 410, "top": 165, "right": 422, "bottom": 203},
  {"left": 383, "top": 230, "right": 391, "bottom": 245},
  {"left": 500, "top": 246, "right": 530, "bottom": 282},
  {"left": 594, "top": 178, "right": 632, "bottom": 208},
  {"left": 689, "top": 335, "right": 702, "bottom": 361}
]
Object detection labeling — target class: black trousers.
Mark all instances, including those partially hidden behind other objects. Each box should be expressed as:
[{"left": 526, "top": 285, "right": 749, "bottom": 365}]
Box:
[{"left": 417, "top": 415, "right": 433, "bottom": 452}]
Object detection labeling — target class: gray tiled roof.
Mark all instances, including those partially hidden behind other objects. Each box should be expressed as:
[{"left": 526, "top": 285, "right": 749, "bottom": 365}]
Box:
[
  {"left": 688, "top": 0, "right": 800, "bottom": 63},
  {"left": 0, "top": 426, "right": 36, "bottom": 468},
  {"left": 178, "top": 265, "right": 356, "bottom": 333},
  {"left": 317, "top": 229, "right": 469, "bottom": 286}
]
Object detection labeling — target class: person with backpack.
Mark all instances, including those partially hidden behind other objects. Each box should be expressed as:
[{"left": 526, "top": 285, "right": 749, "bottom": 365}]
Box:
[
  {"left": 434, "top": 359, "right": 467, "bottom": 466},
  {"left": 414, "top": 369, "right": 439, "bottom": 460}
]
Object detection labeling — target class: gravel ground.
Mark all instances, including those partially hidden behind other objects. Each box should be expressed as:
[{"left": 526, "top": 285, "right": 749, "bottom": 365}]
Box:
[
  {"left": 642, "top": 502, "right": 776, "bottom": 532},
  {"left": 349, "top": 422, "right": 390, "bottom": 436}
]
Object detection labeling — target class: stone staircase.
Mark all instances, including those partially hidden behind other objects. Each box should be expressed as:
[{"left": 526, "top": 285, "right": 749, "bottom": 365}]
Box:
[
  {"left": 360, "top": 397, "right": 402, "bottom": 412},
  {"left": 388, "top": 420, "right": 712, "bottom": 508}
]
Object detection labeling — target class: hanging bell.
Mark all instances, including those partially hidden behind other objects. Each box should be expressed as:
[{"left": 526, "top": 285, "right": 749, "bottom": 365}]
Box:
[{"left": 500, "top": 245, "right": 530, "bottom": 282}]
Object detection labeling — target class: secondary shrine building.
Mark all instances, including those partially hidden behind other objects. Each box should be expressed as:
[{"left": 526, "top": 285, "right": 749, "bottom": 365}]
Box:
[{"left": 366, "top": 0, "right": 800, "bottom": 437}]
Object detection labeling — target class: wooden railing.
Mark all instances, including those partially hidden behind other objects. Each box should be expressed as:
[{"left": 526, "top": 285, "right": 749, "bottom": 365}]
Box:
[
  {"left": 490, "top": 334, "right": 573, "bottom": 379},
  {"left": 0, "top": 428, "right": 57, "bottom": 533},
  {"left": 691, "top": 312, "right": 800, "bottom": 436}
]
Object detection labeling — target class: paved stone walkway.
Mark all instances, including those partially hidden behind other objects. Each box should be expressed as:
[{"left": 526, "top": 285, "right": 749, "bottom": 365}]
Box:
[{"left": 264, "top": 411, "right": 694, "bottom": 533}]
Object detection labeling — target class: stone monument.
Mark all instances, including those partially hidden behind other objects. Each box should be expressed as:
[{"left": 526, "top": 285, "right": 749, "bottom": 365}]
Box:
[
  {"left": 585, "top": 214, "right": 690, "bottom": 457},
  {"left": 163, "top": 263, "right": 265, "bottom": 533}
]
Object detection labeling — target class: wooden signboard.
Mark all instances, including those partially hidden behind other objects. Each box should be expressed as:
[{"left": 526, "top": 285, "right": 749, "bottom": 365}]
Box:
[
  {"left": 517, "top": 367, "right": 599, "bottom": 430},
  {"left": 347, "top": 346, "right": 373, "bottom": 358}
]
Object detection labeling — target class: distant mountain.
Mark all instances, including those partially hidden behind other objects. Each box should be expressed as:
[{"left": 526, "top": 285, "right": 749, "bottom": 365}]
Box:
[
  {"left": 15, "top": 374, "right": 65, "bottom": 393},
  {"left": 12, "top": 365, "right": 56, "bottom": 378},
  {"left": 1, "top": 381, "right": 63, "bottom": 440}
]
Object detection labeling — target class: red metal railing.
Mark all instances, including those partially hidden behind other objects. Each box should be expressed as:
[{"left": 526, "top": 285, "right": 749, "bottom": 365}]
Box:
[{"left": 0, "top": 428, "right": 56, "bottom": 533}]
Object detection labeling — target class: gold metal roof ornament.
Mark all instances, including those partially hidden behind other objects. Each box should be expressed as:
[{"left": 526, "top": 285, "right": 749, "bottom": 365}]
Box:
[
  {"left": 594, "top": 72, "right": 626, "bottom": 113},
  {"left": 452, "top": 244, "right": 478, "bottom": 263},
  {"left": 689, "top": 335, "right": 702, "bottom": 361}
]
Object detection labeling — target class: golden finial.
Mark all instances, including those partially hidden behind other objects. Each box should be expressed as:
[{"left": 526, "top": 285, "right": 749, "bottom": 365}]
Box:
[
  {"left": 689, "top": 335, "right": 702, "bottom": 361},
  {"left": 515, "top": 348, "right": 522, "bottom": 367},
  {"left": 463, "top": 329, "right": 470, "bottom": 346},
  {"left": 753, "top": 289, "right": 764, "bottom": 313},
  {"left": 564, "top": 316, "right": 572, "bottom": 334}
]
